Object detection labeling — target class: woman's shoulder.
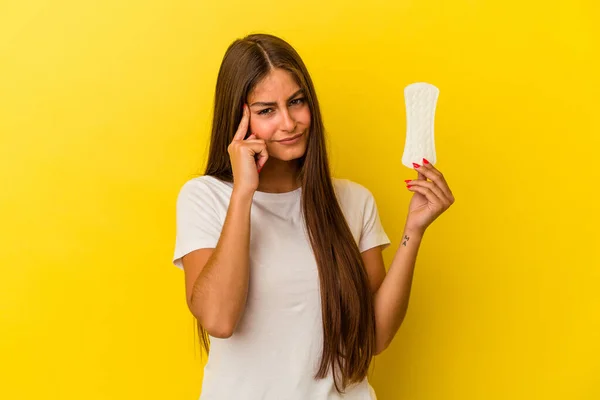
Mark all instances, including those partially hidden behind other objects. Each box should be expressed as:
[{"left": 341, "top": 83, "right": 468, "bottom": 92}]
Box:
[
  {"left": 176, "top": 175, "right": 233, "bottom": 204},
  {"left": 180, "top": 174, "right": 232, "bottom": 189},
  {"left": 332, "top": 177, "right": 374, "bottom": 201}
]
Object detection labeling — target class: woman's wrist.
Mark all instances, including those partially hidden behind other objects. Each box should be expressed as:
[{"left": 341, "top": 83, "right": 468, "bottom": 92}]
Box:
[
  {"left": 231, "top": 186, "right": 255, "bottom": 201},
  {"left": 402, "top": 225, "right": 425, "bottom": 243}
]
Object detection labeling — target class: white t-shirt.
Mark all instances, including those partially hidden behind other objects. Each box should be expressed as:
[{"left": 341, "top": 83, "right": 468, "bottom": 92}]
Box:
[{"left": 173, "top": 175, "right": 391, "bottom": 400}]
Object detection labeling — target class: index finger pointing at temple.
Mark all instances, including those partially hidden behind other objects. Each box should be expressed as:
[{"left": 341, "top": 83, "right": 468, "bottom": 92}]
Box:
[{"left": 233, "top": 105, "right": 250, "bottom": 141}]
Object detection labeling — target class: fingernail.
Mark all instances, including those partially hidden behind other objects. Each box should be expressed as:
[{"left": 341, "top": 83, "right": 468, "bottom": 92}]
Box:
[
  {"left": 422, "top": 158, "right": 430, "bottom": 165},
  {"left": 404, "top": 179, "right": 412, "bottom": 183},
  {"left": 407, "top": 185, "right": 412, "bottom": 189},
  {"left": 412, "top": 163, "right": 420, "bottom": 168}
]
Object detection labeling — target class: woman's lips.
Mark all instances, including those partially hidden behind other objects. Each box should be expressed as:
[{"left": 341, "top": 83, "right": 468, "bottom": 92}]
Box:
[{"left": 277, "top": 132, "right": 303, "bottom": 144}]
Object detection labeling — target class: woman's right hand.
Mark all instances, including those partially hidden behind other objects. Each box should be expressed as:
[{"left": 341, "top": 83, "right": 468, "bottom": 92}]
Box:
[{"left": 227, "top": 104, "right": 269, "bottom": 194}]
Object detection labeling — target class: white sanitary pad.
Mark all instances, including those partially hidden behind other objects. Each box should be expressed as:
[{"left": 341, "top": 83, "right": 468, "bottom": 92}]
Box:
[{"left": 402, "top": 82, "right": 439, "bottom": 168}]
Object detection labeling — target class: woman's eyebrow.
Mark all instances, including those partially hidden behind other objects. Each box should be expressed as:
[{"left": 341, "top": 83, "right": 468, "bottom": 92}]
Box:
[{"left": 249, "top": 89, "right": 304, "bottom": 107}]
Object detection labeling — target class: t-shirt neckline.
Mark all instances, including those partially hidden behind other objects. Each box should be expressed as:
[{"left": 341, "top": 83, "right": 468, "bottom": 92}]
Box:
[{"left": 205, "top": 175, "right": 302, "bottom": 201}]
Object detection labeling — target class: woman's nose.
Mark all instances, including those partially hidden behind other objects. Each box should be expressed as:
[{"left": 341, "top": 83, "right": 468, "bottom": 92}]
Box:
[{"left": 280, "top": 109, "right": 296, "bottom": 132}]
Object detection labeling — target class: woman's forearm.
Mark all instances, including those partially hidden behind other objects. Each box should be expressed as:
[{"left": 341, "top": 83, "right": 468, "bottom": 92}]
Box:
[
  {"left": 373, "top": 226, "right": 423, "bottom": 354},
  {"left": 191, "top": 188, "right": 254, "bottom": 337}
]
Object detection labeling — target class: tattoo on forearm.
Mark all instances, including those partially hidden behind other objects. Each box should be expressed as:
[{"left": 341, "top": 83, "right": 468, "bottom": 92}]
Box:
[{"left": 402, "top": 235, "right": 410, "bottom": 246}]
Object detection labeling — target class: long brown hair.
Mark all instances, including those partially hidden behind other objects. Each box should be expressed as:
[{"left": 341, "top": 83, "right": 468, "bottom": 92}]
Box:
[{"left": 201, "top": 33, "right": 375, "bottom": 393}]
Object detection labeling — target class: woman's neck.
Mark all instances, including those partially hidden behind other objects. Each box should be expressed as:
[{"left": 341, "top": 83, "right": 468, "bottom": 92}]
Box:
[{"left": 256, "top": 158, "right": 301, "bottom": 193}]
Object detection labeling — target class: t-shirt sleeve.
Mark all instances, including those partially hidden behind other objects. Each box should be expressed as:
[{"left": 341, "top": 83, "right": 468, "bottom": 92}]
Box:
[
  {"left": 172, "top": 180, "right": 223, "bottom": 270},
  {"left": 358, "top": 189, "right": 391, "bottom": 253}
]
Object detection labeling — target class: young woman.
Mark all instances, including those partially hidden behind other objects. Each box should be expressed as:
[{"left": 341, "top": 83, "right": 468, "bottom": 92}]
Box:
[{"left": 173, "top": 33, "right": 455, "bottom": 400}]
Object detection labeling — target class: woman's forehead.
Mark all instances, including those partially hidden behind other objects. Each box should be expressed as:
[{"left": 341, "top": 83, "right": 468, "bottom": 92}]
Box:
[{"left": 249, "top": 69, "right": 301, "bottom": 102}]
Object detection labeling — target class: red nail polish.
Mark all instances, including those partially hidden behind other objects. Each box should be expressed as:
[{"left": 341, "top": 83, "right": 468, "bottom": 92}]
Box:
[
  {"left": 404, "top": 179, "right": 412, "bottom": 183},
  {"left": 412, "top": 163, "right": 420, "bottom": 168},
  {"left": 407, "top": 185, "right": 412, "bottom": 189},
  {"left": 422, "top": 158, "right": 430, "bottom": 165}
]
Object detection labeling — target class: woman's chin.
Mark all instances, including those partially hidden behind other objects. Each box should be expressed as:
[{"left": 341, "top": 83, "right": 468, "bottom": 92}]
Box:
[{"left": 269, "top": 143, "right": 307, "bottom": 162}]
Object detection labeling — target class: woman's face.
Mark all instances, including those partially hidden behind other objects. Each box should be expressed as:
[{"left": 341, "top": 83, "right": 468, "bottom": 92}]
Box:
[{"left": 246, "top": 68, "right": 311, "bottom": 162}]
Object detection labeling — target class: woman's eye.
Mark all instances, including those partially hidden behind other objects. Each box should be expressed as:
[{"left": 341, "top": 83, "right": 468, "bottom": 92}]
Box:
[
  {"left": 257, "top": 98, "right": 304, "bottom": 115},
  {"left": 258, "top": 108, "right": 273, "bottom": 115}
]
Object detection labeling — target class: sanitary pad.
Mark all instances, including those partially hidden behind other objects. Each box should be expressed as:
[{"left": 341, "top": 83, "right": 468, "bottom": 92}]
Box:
[{"left": 402, "top": 82, "right": 439, "bottom": 168}]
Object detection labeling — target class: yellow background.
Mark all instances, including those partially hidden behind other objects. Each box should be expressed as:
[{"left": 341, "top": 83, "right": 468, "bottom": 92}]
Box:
[{"left": 1, "top": 1, "right": 598, "bottom": 399}]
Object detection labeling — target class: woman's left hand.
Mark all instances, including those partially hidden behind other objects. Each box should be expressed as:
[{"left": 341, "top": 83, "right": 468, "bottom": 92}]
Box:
[{"left": 404, "top": 158, "right": 455, "bottom": 235}]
